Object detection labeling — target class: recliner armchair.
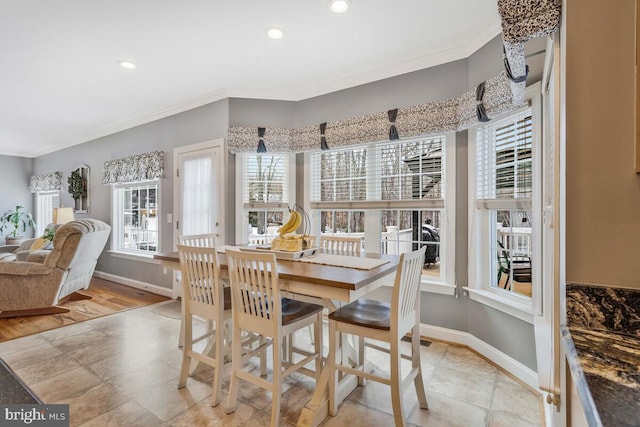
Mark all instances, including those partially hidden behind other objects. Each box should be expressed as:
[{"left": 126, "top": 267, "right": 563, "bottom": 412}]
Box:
[
  {"left": 0, "top": 223, "right": 62, "bottom": 262},
  {"left": 0, "top": 219, "right": 111, "bottom": 317}
]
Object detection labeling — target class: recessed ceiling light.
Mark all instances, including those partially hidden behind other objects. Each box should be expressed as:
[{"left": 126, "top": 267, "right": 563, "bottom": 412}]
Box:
[
  {"left": 118, "top": 60, "right": 136, "bottom": 70},
  {"left": 329, "top": 0, "right": 350, "bottom": 13},
  {"left": 265, "top": 27, "right": 284, "bottom": 40}
]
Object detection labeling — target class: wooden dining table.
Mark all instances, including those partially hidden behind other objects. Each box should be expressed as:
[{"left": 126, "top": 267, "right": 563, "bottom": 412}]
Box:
[{"left": 154, "top": 248, "right": 400, "bottom": 427}]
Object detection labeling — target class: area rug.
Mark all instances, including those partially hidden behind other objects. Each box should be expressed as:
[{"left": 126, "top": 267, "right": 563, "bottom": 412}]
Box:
[
  {"left": 0, "top": 357, "right": 41, "bottom": 404},
  {"left": 151, "top": 300, "right": 182, "bottom": 319}
]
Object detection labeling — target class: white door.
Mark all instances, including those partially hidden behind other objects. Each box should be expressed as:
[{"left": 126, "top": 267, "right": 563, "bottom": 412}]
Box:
[{"left": 173, "top": 139, "right": 225, "bottom": 295}]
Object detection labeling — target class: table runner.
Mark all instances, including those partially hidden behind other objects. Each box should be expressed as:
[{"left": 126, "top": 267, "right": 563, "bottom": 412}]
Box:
[{"left": 296, "top": 253, "right": 389, "bottom": 270}]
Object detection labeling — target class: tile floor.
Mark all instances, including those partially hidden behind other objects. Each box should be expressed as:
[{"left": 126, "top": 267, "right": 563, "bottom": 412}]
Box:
[{"left": 0, "top": 301, "right": 543, "bottom": 426}]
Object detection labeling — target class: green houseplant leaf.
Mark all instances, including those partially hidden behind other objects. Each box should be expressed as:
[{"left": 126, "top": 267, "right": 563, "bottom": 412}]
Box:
[
  {"left": 42, "top": 227, "right": 56, "bottom": 243},
  {"left": 0, "top": 205, "right": 36, "bottom": 238},
  {"left": 67, "top": 169, "right": 86, "bottom": 200}
]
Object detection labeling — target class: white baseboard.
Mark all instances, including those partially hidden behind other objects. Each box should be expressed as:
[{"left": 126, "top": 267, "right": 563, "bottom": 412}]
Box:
[
  {"left": 94, "top": 270, "right": 175, "bottom": 299},
  {"left": 419, "top": 323, "right": 539, "bottom": 392}
]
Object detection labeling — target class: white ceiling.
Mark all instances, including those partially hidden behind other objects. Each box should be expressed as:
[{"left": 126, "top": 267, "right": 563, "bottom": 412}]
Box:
[{"left": 0, "top": 0, "right": 501, "bottom": 158}]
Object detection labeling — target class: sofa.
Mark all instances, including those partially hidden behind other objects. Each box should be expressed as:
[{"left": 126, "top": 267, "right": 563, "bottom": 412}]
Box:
[{"left": 0, "top": 219, "right": 111, "bottom": 317}]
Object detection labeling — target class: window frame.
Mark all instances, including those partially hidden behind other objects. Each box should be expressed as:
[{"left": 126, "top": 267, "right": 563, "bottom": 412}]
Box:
[
  {"left": 235, "top": 152, "right": 297, "bottom": 245},
  {"left": 305, "top": 133, "right": 456, "bottom": 294},
  {"left": 110, "top": 179, "right": 161, "bottom": 258},
  {"left": 466, "top": 84, "right": 542, "bottom": 323}
]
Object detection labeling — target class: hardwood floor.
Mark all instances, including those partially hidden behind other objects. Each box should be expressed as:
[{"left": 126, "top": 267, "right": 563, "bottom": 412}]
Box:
[{"left": 0, "top": 277, "right": 169, "bottom": 342}]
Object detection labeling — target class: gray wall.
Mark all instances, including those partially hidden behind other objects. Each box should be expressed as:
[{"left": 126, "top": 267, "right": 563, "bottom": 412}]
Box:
[
  {"left": 0, "top": 155, "right": 34, "bottom": 243},
  {"left": 293, "top": 60, "right": 468, "bottom": 128},
  {"left": 24, "top": 34, "right": 538, "bottom": 369},
  {"left": 32, "top": 100, "right": 230, "bottom": 288}
]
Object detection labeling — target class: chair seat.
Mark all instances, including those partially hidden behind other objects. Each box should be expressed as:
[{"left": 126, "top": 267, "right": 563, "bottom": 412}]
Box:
[
  {"left": 281, "top": 297, "right": 323, "bottom": 326},
  {"left": 328, "top": 298, "right": 391, "bottom": 330}
]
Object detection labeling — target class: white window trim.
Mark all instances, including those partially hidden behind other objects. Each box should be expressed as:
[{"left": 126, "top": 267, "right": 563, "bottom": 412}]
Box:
[
  {"left": 467, "top": 83, "right": 542, "bottom": 319},
  {"left": 463, "top": 287, "right": 534, "bottom": 324},
  {"left": 419, "top": 131, "right": 456, "bottom": 293},
  {"left": 235, "top": 152, "right": 297, "bottom": 244},
  {"left": 304, "top": 132, "right": 456, "bottom": 293},
  {"left": 108, "top": 250, "right": 159, "bottom": 263},
  {"left": 110, "top": 179, "right": 161, "bottom": 256}
]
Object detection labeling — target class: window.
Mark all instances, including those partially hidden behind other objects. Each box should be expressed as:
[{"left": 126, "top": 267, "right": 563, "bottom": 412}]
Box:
[
  {"left": 236, "top": 153, "right": 295, "bottom": 245},
  {"left": 35, "top": 191, "right": 60, "bottom": 235},
  {"left": 468, "top": 85, "right": 541, "bottom": 315},
  {"left": 309, "top": 134, "right": 455, "bottom": 289},
  {"left": 111, "top": 181, "right": 159, "bottom": 255}
]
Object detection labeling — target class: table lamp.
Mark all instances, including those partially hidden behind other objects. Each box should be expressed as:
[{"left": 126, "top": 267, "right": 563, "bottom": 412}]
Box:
[{"left": 53, "top": 207, "right": 75, "bottom": 225}]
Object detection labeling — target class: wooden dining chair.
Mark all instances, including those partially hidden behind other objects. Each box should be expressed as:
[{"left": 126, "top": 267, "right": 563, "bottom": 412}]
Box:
[
  {"left": 176, "top": 234, "right": 218, "bottom": 347},
  {"left": 177, "top": 243, "right": 230, "bottom": 406},
  {"left": 178, "top": 233, "right": 217, "bottom": 247},
  {"left": 327, "top": 246, "right": 428, "bottom": 426},
  {"left": 320, "top": 235, "right": 362, "bottom": 254},
  {"left": 224, "top": 248, "right": 324, "bottom": 427}
]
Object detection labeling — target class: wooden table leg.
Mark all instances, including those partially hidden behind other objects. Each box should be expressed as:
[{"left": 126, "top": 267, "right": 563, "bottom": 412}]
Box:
[{"left": 297, "top": 327, "right": 360, "bottom": 426}]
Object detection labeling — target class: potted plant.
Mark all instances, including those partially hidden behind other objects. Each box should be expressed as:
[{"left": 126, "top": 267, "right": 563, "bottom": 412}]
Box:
[
  {"left": 67, "top": 169, "right": 85, "bottom": 200},
  {"left": 0, "top": 205, "right": 36, "bottom": 245}
]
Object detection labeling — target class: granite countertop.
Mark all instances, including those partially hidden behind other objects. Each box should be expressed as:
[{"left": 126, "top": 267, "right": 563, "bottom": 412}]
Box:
[{"left": 562, "top": 283, "right": 640, "bottom": 427}]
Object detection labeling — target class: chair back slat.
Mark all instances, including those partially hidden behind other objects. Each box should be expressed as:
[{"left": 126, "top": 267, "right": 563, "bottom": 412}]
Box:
[
  {"left": 178, "top": 233, "right": 216, "bottom": 248},
  {"left": 320, "top": 235, "right": 361, "bottom": 254},
  {"left": 177, "top": 244, "right": 222, "bottom": 314},
  {"left": 392, "top": 246, "right": 426, "bottom": 330},
  {"left": 226, "top": 249, "right": 280, "bottom": 331}
]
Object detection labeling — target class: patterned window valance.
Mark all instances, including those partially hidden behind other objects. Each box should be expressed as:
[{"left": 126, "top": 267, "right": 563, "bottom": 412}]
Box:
[
  {"left": 102, "top": 150, "right": 164, "bottom": 185},
  {"left": 498, "top": 0, "right": 561, "bottom": 44},
  {"left": 29, "top": 171, "right": 62, "bottom": 193},
  {"left": 227, "top": 0, "right": 561, "bottom": 154},
  {"left": 228, "top": 72, "right": 516, "bottom": 153},
  {"left": 498, "top": 0, "right": 561, "bottom": 107}
]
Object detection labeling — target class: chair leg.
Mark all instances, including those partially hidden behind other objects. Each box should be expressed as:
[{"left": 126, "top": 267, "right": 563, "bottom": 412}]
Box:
[
  {"left": 327, "top": 320, "right": 339, "bottom": 417},
  {"left": 224, "top": 321, "right": 232, "bottom": 363},
  {"left": 211, "top": 320, "right": 224, "bottom": 407},
  {"left": 259, "top": 335, "right": 267, "bottom": 377},
  {"left": 178, "top": 314, "right": 192, "bottom": 389},
  {"left": 314, "top": 314, "right": 323, "bottom": 379},
  {"left": 390, "top": 336, "right": 406, "bottom": 427},
  {"left": 412, "top": 326, "right": 428, "bottom": 410},
  {"left": 178, "top": 297, "right": 185, "bottom": 348},
  {"left": 271, "top": 335, "right": 282, "bottom": 427},
  {"left": 357, "top": 335, "right": 365, "bottom": 386},
  {"left": 225, "top": 325, "right": 243, "bottom": 414}
]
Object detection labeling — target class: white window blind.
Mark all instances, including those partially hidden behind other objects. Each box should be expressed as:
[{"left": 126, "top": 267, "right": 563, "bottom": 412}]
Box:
[
  {"left": 476, "top": 107, "right": 532, "bottom": 210},
  {"left": 242, "top": 153, "right": 289, "bottom": 208},
  {"left": 310, "top": 136, "right": 444, "bottom": 209},
  {"left": 308, "top": 134, "right": 453, "bottom": 285}
]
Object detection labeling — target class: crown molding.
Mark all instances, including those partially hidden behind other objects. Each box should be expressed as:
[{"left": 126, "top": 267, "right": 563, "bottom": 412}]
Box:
[{"left": 17, "top": 23, "right": 504, "bottom": 159}]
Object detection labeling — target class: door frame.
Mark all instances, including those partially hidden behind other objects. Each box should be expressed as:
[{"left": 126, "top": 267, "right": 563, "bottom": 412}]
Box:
[{"left": 172, "top": 138, "right": 226, "bottom": 297}]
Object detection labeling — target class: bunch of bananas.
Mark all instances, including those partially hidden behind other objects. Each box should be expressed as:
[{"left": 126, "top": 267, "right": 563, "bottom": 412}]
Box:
[{"left": 277, "top": 207, "right": 301, "bottom": 237}]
